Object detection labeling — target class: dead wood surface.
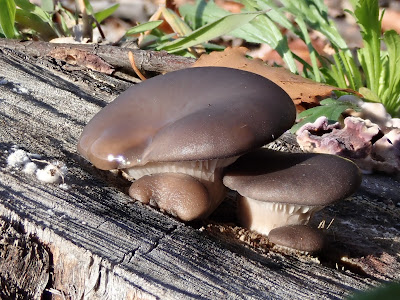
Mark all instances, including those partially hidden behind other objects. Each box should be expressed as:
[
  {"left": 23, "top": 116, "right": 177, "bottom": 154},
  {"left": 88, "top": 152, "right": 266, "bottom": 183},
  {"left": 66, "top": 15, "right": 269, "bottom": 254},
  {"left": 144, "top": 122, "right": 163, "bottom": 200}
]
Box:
[
  {"left": 0, "top": 44, "right": 399, "bottom": 299},
  {"left": 0, "top": 38, "right": 196, "bottom": 77},
  {"left": 0, "top": 218, "right": 49, "bottom": 299}
]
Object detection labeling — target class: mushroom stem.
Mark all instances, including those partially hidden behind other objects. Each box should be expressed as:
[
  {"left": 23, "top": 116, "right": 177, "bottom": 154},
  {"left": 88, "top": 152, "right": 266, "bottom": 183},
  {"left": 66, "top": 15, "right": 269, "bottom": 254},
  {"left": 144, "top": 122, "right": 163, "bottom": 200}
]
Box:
[{"left": 238, "top": 196, "right": 323, "bottom": 236}]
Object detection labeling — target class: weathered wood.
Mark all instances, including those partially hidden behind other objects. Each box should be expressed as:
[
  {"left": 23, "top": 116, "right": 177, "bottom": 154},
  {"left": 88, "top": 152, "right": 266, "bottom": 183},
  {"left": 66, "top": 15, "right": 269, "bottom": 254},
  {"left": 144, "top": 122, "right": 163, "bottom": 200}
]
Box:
[
  {"left": 0, "top": 38, "right": 196, "bottom": 76},
  {"left": 0, "top": 45, "right": 399, "bottom": 299},
  {"left": 0, "top": 217, "right": 49, "bottom": 299}
]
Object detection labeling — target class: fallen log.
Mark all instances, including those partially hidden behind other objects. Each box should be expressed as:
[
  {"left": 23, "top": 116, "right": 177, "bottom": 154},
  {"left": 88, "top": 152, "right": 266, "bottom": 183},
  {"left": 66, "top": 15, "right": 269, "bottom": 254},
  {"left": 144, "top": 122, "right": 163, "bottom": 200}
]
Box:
[{"left": 0, "top": 44, "right": 399, "bottom": 299}]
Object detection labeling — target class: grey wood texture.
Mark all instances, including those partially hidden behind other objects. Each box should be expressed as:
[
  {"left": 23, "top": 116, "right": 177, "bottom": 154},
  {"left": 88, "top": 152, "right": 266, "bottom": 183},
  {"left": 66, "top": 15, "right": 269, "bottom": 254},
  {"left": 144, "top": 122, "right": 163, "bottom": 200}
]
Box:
[
  {"left": 0, "top": 218, "right": 49, "bottom": 299},
  {"left": 0, "top": 46, "right": 398, "bottom": 299}
]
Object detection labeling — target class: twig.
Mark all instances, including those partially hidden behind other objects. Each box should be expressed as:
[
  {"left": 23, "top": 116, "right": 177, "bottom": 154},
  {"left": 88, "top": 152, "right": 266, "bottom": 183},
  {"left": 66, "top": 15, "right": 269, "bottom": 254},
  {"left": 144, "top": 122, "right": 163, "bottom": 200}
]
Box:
[{"left": 128, "top": 51, "right": 147, "bottom": 81}]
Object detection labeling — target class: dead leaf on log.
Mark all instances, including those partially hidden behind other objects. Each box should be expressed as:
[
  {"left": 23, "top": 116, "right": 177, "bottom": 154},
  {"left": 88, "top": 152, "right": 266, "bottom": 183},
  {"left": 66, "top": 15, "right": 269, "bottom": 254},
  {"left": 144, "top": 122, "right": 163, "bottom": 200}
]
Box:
[
  {"left": 49, "top": 47, "right": 115, "bottom": 74},
  {"left": 193, "top": 47, "right": 358, "bottom": 112}
]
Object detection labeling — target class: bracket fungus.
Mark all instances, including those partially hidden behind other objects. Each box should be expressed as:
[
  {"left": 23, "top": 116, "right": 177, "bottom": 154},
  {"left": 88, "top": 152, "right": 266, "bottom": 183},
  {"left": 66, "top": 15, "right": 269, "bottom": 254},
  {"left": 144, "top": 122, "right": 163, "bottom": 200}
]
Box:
[
  {"left": 78, "top": 67, "right": 296, "bottom": 221},
  {"left": 223, "top": 148, "right": 361, "bottom": 250}
]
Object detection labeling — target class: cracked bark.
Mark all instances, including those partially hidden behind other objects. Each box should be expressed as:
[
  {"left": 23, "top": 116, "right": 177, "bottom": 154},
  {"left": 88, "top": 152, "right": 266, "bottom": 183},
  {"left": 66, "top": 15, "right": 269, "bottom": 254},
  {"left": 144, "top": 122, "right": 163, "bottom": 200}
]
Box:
[
  {"left": 0, "top": 42, "right": 399, "bottom": 299},
  {"left": 0, "top": 218, "right": 49, "bottom": 299}
]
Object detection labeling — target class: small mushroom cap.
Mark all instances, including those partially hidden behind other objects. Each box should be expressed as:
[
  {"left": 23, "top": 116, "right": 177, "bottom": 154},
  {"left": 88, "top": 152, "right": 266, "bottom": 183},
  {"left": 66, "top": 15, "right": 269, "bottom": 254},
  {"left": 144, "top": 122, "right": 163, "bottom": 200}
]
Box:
[
  {"left": 268, "top": 225, "right": 325, "bottom": 253},
  {"left": 223, "top": 149, "right": 362, "bottom": 206},
  {"left": 78, "top": 67, "right": 295, "bottom": 170},
  {"left": 129, "top": 173, "right": 211, "bottom": 221}
]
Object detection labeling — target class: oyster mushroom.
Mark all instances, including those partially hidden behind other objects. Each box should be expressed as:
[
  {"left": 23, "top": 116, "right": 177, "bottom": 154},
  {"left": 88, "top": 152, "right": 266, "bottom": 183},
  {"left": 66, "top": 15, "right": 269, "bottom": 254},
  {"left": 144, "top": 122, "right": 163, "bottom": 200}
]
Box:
[
  {"left": 223, "top": 149, "right": 362, "bottom": 237},
  {"left": 78, "top": 67, "right": 296, "bottom": 221}
]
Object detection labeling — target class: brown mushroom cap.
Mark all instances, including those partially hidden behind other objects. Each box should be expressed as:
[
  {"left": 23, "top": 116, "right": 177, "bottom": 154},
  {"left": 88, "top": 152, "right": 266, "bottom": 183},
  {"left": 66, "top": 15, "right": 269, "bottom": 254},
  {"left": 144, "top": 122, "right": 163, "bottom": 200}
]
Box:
[
  {"left": 129, "top": 172, "right": 211, "bottom": 221},
  {"left": 268, "top": 225, "right": 325, "bottom": 253},
  {"left": 223, "top": 149, "right": 362, "bottom": 206},
  {"left": 78, "top": 67, "right": 296, "bottom": 170}
]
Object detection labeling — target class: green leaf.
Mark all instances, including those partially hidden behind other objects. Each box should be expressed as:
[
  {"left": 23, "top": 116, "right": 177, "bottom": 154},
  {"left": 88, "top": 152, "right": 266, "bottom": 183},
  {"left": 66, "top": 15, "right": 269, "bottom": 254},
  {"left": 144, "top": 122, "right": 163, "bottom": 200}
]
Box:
[
  {"left": 83, "top": 0, "right": 94, "bottom": 15},
  {"left": 278, "top": 0, "right": 348, "bottom": 51},
  {"left": 159, "top": 10, "right": 264, "bottom": 52},
  {"left": 290, "top": 98, "right": 359, "bottom": 133},
  {"left": 355, "top": 0, "right": 382, "bottom": 94},
  {"left": 15, "top": 0, "right": 61, "bottom": 37},
  {"left": 349, "top": 282, "right": 400, "bottom": 300},
  {"left": 250, "top": 0, "right": 295, "bottom": 31},
  {"left": 327, "top": 50, "right": 363, "bottom": 90},
  {"left": 55, "top": 3, "right": 74, "bottom": 36},
  {"left": 94, "top": 4, "right": 119, "bottom": 24},
  {"left": 15, "top": 0, "right": 53, "bottom": 24},
  {"left": 41, "top": 0, "right": 54, "bottom": 12},
  {"left": 295, "top": 17, "right": 321, "bottom": 81},
  {"left": 125, "top": 20, "right": 164, "bottom": 36},
  {"left": 179, "top": 0, "right": 298, "bottom": 72},
  {"left": 179, "top": 0, "right": 228, "bottom": 29},
  {"left": 0, "top": 0, "right": 16, "bottom": 38},
  {"left": 382, "top": 30, "right": 400, "bottom": 116},
  {"left": 15, "top": 8, "right": 57, "bottom": 40},
  {"left": 161, "top": 7, "right": 192, "bottom": 37},
  {"left": 359, "top": 87, "right": 380, "bottom": 103}
]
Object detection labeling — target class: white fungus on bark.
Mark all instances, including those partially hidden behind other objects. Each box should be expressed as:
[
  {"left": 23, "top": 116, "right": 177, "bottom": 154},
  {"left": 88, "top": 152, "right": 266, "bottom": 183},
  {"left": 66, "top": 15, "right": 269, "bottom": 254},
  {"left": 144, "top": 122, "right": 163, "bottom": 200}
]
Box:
[
  {"left": 7, "top": 149, "right": 30, "bottom": 168},
  {"left": 6, "top": 147, "right": 68, "bottom": 186},
  {"left": 22, "top": 162, "right": 38, "bottom": 175}
]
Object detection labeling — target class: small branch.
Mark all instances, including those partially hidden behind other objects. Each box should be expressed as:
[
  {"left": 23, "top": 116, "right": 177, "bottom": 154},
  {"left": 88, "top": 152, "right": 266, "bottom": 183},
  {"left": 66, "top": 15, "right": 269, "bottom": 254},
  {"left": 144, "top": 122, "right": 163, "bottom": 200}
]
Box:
[{"left": 0, "top": 39, "right": 196, "bottom": 75}]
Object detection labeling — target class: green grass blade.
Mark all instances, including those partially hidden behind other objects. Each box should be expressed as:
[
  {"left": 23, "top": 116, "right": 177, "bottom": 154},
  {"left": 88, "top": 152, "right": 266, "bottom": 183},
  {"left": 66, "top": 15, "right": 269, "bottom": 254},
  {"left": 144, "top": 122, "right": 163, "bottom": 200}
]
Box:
[
  {"left": 279, "top": 0, "right": 349, "bottom": 51},
  {"left": 15, "top": 8, "right": 57, "bottom": 40},
  {"left": 241, "top": 14, "right": 297, "bottom": 72},
  {"left": 332, "top": 53, "right": 348, "bottom": 88},
  {"left": 0, "top": 0, "right": 16, "bottom": 38},
  {"left": 94, "top": 4, "right": 119, "bottom": 24},
  {"left": 15, "top": 0, "right": 50, "bottom": 21},
  {"left": 83, "top": 0, "right": 94, "bottom": 15},
  {"left": 295, "top": 17, "right": 321, "bottom": 81},
  {"left": 354, "top": 0, "right": 382, "bottom": 94},
  {"left": 179, "top": 0, "right": 228, "bottom": 29},
  {"left": 338, "top": 51, "right": 358, "bottom": 90},
  {"left": 161, "top": 8, "right": 192, "bottom": 37},
  {"left": 180, "top": 0, "right": 298, "bottom": 72},
  {"left": 15, "top": 0, "right": 62, "bottom": 37},
  {"left": 40, "top": 0, "right": 54, "bottom": 12},
  {"left": 254, "top": 0, "right": 296, "bottom": 32},
  {"left": 125, "top": 20, "right": 163, "bottom": 36},
  {"left": 159, "top": 11, "right": 263, "bottom": 52},
  {"left": 383, "top": 30, "right": 400, "bottom": 115}
]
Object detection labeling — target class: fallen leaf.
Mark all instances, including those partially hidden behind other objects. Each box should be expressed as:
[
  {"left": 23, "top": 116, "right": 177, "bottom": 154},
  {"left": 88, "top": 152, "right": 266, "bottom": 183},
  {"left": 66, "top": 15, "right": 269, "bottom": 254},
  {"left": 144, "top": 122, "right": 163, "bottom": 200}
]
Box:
[
  {"left": 48, "top": 48, "right": 115, "bottom": 75},
  {"left": 192, "top": 47, "right": 357, "bottom": 112},
  {"left": 381, "top": 8, "right": 400, "bottom": 34}
]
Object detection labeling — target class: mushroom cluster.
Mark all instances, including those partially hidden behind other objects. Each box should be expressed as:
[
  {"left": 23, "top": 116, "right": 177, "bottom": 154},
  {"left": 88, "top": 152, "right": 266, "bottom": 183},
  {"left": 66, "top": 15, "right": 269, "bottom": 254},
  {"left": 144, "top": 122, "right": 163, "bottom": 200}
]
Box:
[
  {"left": 223, "top": 149, "right": 361, "bottom": 252},
  {"left": 78, "top": 66, "right": 362, "bottom": 252}
]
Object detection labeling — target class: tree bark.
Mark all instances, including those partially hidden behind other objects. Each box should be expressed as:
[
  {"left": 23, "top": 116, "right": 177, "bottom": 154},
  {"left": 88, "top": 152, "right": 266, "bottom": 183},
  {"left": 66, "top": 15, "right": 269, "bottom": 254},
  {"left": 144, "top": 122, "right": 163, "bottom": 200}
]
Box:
[{"left": 0, "top": 38, "right": 195, "bottom": 77}]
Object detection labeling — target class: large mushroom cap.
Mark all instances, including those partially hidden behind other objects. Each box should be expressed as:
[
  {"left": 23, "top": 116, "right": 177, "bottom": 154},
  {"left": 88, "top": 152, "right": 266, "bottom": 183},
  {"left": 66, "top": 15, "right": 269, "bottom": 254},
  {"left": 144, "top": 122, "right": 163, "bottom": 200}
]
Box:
[
  {"left": 78, "top": 67, "right": 296, "bottom": 170},
  {"left": 223, "top": 148, "right": 362, "bottom": 206}
]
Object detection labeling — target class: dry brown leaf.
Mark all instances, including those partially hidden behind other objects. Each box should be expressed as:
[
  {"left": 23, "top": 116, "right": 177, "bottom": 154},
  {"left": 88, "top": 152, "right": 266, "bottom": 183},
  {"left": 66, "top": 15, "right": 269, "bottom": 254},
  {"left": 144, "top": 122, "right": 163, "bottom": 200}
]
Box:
[
  {"left": 49, "top": 48, "right": 115, "bottom": 75},
  {"left": 192, "top": 47, "right": 358, "bottom": 112},
  {"left": 381, "top": 8, "right": 400, "bottom": 34}
]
